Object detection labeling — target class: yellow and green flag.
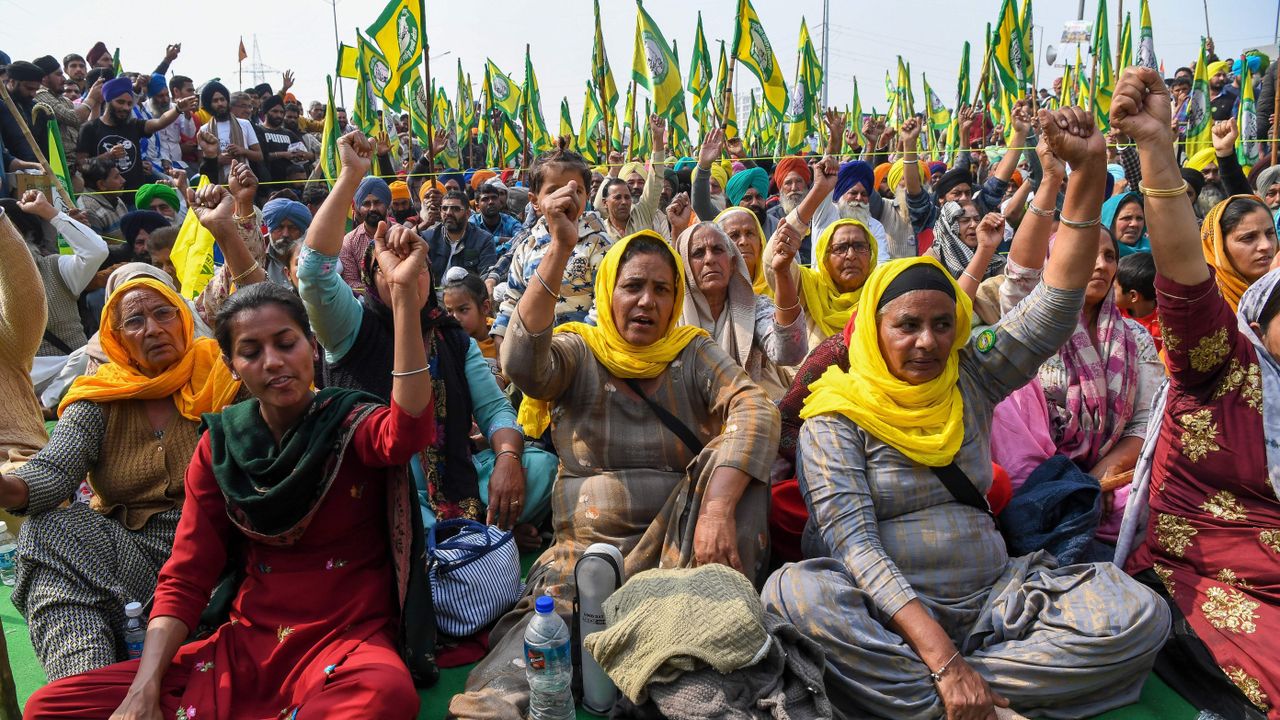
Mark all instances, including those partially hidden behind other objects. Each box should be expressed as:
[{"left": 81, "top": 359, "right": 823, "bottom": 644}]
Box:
[
  {"left": 485, "top": 59, "right": 522, "bottom": 120},
  {"left": 1237, "top": 58, "right": 1259, "bottom": 169},
  {"left": 591, "top": 0, "right": 619, "bottom": 112},
  {"left": 365, "top": 0, "right": 424, "bottom": 111},
  {"left": 1185, "top": 38, "right": 1213, "bottom": 160},
  {"left": 456, "top": 61, "right": 475, "bottom": 138},
  {"left": 318, "top": 76, "right": 341, "bottom": 187},
  {"left": 559, "top": 97, "right": 575, "bottom": 144},
  {"left": 1091, "top": 0, "right": 1114, "bottom": 130},
  {"left": 715, "top": 40, "right": 739, "bottom": 140},
  {"left": 579, "top": 80, "right": 605, "bottom": 164},
  {"left": 850, "top": 78, "right": 866, "bottom": 147},
  {"left": 1137, "top": 0, "right": 1158, "bottom": 71},
  {"left": 923, "top": 73, "right": 951, "bottom": 133},
  {"left": 731, "top": 0, "right": 787, "bottom": 121},
  {"left": 433, "top": 84, "right": 461, "bottom": 168},
  {"left": 785, "top": 18, "right": 821, "bottom": 154},
  {"left": 688, "top": 11, "right": 714, "bottom": 127},
  {"left": 631, "top": 0, "right": 685, "bottom": 121},
  {"left": 1118, "top": 12, "right": 1133, "bottom": 69},
  {"left": 404, "top": 67, "right": 432, "bottom": 147},
  {"left": 170, "top": 176, "right": 217, "bottom": 299},
  {"left": 993, "top": 0, "right": 1026, "bottom": 95},
  {"left": 355, "top": 32, "right": 391, "bottom": 127},
  {"left": 1019, "top": 0, "right": 1034, "bottom": 83},
  {"left": 523, "top": 48, "right": 551, "bottom": 153},
  {"left": 337, "top": 43, "right": 359, "bottom": 80},
  {"left": 46, "top": 117, "right": 74, "bottom": 206}
]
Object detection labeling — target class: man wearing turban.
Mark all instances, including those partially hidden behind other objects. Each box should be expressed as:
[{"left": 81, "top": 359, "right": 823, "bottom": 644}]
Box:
[
  {"left": 592, "top": 115, "right": 671, "bottom": 239},
  {"left": 726, "top": 166, "right": 770, "bottom": 226},
  {"left": 767, "top": 155, "right": 840, "bottom": 264},
  {"left": 261, "top": 198, "right": 313, "bottom": 285},
  {"left": 337, "top": 176, "right": 391, "bottom": 293},
  {"left": 76, "top": 75, "right": 195, "bottom": 191},
  {"left": 0, "top": 62, "right": 44, "bottom": 163},
  {"left": 29, "top": 55, "right": 87, "bottom": 158},
  {"left": 1207, "top": 60, "right": 1236, "bottom": 121}
]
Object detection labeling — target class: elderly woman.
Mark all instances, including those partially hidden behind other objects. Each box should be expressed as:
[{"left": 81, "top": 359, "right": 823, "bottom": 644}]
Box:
[
  {"left": 926, "top": 199, "right": 1007, "bottom": 283},
  {"left": 451, "top": 216, "right": 779, "bottom": 715},
  {"left": 674, "top": 221, "right": 807, "bottom": 399},
  {"left": 716, "top": 206, "right": 772, "bottom": 297},
  {"left": 0, "top": 183, "right": 259, "bottom": 682},
  {"left": 1111, "top": 67, "right": 1280, "bottom": 718},
  {"left": 25, "top": 235, "right": 437, "bottom": 718},
  {"left": 1103, "top": 191, "right": 1149, "bottom": 257},
  {"left": 763, "top": 107, "right": 1168, "bottom": 719}
]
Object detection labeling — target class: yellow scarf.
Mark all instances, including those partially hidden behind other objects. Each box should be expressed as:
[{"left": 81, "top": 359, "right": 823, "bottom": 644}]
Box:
[
  {"left": 800, "top": 257, "right": 972, "bottom": 466},
  {"left": 798, "top": 218, "right": 878, "bottom": 338},
  {"left": 59, "top": 278, "right": 241, "bottom": 420},
  {"left": 517, "top": 231, "right": 709, "bottom": 437},
  {"left": 1201, "top": 195, "right": 1262, "bottom": 313},
  {"left": 714, "top": 207, "right": 772, "bottom": 297}
]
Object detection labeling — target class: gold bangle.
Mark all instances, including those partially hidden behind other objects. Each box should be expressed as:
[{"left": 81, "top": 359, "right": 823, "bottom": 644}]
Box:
[
  {"left": 230, "top": 261, "right": 260, "bottom": 285},
  {"left": 1138, "top": 181, "right": 1190, "bottom": 198},
  {"left": 1059, "top": 214, "right": 1101, "bottom": 230}
]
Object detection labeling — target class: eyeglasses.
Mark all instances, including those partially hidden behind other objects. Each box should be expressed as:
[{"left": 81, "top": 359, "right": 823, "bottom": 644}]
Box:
[
  {"left": 828, "top": 242, "right": 872, "bottom": 257},
  {"left": 119, "top": 305, "right": 180, "bottom": 333},
  {"left": 957, "top": 215, "right": 981, "bottom": 226},
  {"left": 441, "top": 205, "right": 467, "bottom": 214}
]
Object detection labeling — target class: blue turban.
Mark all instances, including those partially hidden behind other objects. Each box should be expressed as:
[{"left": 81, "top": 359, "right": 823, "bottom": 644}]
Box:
[
  {"left": 440, "top": 170, "right": 465, "bottom": 191},
  {"left": 119, "top": 211, "right": 170, "bottom": 245},
  {"left": 725, "top": 166, "right": 768, "bottom": 205},
  {"left": 148, "top": 73, "right": 167, "bottom": 97},
  {"left": 354, "top": 176, "right": 391, "bottom": 207},
  {"left": 834, "top": 161, "right": 875, "bottom": 201},
  {"left": 261, "top": 198, "right": 312, "bottom": 232},
  {"left": 102, "top": 77, "right": 133, "bottom": 103},
  {"left": 673, "top": 156, "right": 697, "bottom": 173}
]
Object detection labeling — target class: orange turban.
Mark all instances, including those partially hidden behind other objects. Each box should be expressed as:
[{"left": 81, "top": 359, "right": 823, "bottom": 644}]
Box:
[
  {"left": 389, "top": 180, "right": 410, "bottom": 202},
  {"left": 470, "top": 170, "right": 497, "bottom": 190},
  {"left": 773, "top": 156, "right": 812, "bottom": 190},
  {"left": 874, "top": 163, "right": 892, "bottom": 191}
]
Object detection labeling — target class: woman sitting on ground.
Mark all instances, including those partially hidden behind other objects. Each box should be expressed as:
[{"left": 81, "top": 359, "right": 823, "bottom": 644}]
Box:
[
  {"left": 763, "top": 107, "right": 1169, "bottom": 720},
  {"left": 450, "top": 217, "right": 779, "bottom": 716},
  {"left": 996, "top": 139, "right": 1163, "bottom": 545},
  {"left": 26, "top": 230, "right": 437, "bottom": 719},
  {"left": 0, "top": 183, "right": 259, "bottom": 682},
  {"left": 674, "top": 221, "right": 807, "bottom": 399},
  {"left": 298, "top": 133, "right": 542, "bottom": 540},
  {"left": 1111, "top": 67, "right": 1280, "bottom": 719},
  {"left": 716, "top": 206, "right": 772, "bottom": 297}
]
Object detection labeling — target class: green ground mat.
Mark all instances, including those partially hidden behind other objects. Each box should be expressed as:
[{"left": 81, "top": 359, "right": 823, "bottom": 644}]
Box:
[{"left": 2, "top": 579, "right": 1197, "bottom": 720}]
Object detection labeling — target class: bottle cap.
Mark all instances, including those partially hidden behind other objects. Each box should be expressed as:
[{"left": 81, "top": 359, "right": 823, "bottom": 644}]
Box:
[
  {"left": 125, "top": 601, "right": 143, "bottom": 617},
  {"left": 535, "top": 595, "right": 555, "bottom": 614}
]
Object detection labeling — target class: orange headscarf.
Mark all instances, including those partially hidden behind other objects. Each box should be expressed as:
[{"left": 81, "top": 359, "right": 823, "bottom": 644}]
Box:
[
  {"left": 58, "top": 278, "right": 240, "bottom": 419},
  {"left": 1201, "top": 195, "right": 1265, "bottom": 312}
]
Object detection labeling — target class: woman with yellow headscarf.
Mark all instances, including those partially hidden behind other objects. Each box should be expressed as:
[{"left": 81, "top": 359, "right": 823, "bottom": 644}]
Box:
[
  {"left": 1200, "top": 195, "right": 1277, "bottom": 311},
  {"left": 762, "top": 107, "right": 1169, "bottom": 719},
  {"left": 453, "top": 221, "right": 780, "bottom": 719},
  {"left": 767, "top": 216, "right": 879, "bottom": 348},
  {"left": 0, "top": 273, "right": 241, "bottom": 682}
]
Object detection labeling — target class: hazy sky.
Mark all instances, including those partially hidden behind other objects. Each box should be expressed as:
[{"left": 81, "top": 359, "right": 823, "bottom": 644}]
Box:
[{"left": 2, "top": 0, "right": 1274, "bottom": 132}]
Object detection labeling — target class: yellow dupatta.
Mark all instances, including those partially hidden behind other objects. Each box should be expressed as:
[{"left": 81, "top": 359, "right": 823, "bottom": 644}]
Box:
[
  {"left": 58, "top": 278, "right": 241, "bottom": 420},
  {"left": 714, "top": 206, "right": 772, "bottom": 297},
  {"left": 800, "top": 257, "right": 972, "bottom": 466},
  {"left": 1201, "top": 195, "right": 1263, "bottom": 312},
  {"left": 797, "top": 218, "right": 878, "bottom": 338},
  {"left": 517, "top": 231, "right": 709, "bottom": 436}
]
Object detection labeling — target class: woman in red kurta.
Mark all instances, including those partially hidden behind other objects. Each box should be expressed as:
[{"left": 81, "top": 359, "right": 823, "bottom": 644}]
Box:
[
  {"left": 1111, "top": 69, "right": 1280, "bottom": 719},
  {"left": 26, "top": 215, "right": 439, "bottom": 719}
]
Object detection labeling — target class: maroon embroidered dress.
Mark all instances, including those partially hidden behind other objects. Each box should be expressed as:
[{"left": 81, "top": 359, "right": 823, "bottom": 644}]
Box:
[
  {"left": 1126, "top": 274, "right": 1280, "bottom": 716},
  {"left": 25, "top": 401, "right": 434, "bottom": 720}
]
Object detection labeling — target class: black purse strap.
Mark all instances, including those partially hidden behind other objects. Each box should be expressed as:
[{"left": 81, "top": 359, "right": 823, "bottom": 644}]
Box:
[
  {"left": 929, "top": 462, "right": 994, "bottom": 519},
  {"left": 42, "top": 329, "right": 73, "bottom": 355},
  {"left": 623, "top": 378, "right": 705, "bottom": 455}
]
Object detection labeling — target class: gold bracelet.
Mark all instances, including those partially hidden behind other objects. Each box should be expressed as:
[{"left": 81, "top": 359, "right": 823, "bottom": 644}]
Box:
[
  {"left": 230, "top": 261, "right": 260, "bottom": 285},
  {"left": 1059, "top": 214, "right": 1101, "bottom": 230},
  {"left": 1137, "top": 181, "right": 1190, "bottom": 198},
  {"left": 232, "top": 211, "right": 257, "bottom": 224},
  {"left": 1026, "top": 203, "right": 1055, "bottom": 218}
]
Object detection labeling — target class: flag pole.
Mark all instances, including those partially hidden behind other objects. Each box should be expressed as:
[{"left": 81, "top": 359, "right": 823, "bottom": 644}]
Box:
[
  {"left": 1272, "top": 68, "right": 1280, "bottom": 164},
  {"left": 420, "top": 1, "right": 435, "bottom": 178},
  {"left": 523, "top": 44, "right": 532, "bottom": 173},
  {"left": 628, "top": 80, "right": 637, "bottom": 160},
  {"left": 0, "top": 82, "right": 75, "bottom": 210}
]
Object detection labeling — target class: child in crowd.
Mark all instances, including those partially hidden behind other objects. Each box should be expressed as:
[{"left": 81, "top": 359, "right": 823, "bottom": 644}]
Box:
[
  {"left": 442, "top": 268, "right": 500, "bottom": 380},
  {"left": 1114, "top": 251, "right": 1162, "bottom": 354}
]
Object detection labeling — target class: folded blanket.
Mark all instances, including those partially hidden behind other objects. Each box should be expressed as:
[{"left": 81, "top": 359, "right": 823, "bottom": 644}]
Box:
[{"left": 584, "top": 564, "right": 769, "bottom": 703}]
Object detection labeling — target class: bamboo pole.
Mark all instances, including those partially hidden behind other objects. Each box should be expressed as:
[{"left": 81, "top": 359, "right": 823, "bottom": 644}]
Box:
[
  {"left": 522, "top": 45, "right": 531, "bottom": 173},
  {"left": 0, "top": 83, "right": 75, "bottom": 209},
  {"left": 421, "top": 39, "right": 435, "bottom": 176}
]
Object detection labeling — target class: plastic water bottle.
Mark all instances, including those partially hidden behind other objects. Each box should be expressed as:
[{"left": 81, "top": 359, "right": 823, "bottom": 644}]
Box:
[
  {"left": 524, "top": 595, "right": 574, "bottom": 720},
  {"left": 124, "top": 602, "right": 146, "bottom": 660},
  {"left": 0, "top": 522, "right": 17, "bottom": 587}
]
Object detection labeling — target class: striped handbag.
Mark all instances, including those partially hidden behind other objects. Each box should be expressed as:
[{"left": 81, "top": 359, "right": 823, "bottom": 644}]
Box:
[{"left": 427, "top": 518, "right": 524, "bottom": 637}]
